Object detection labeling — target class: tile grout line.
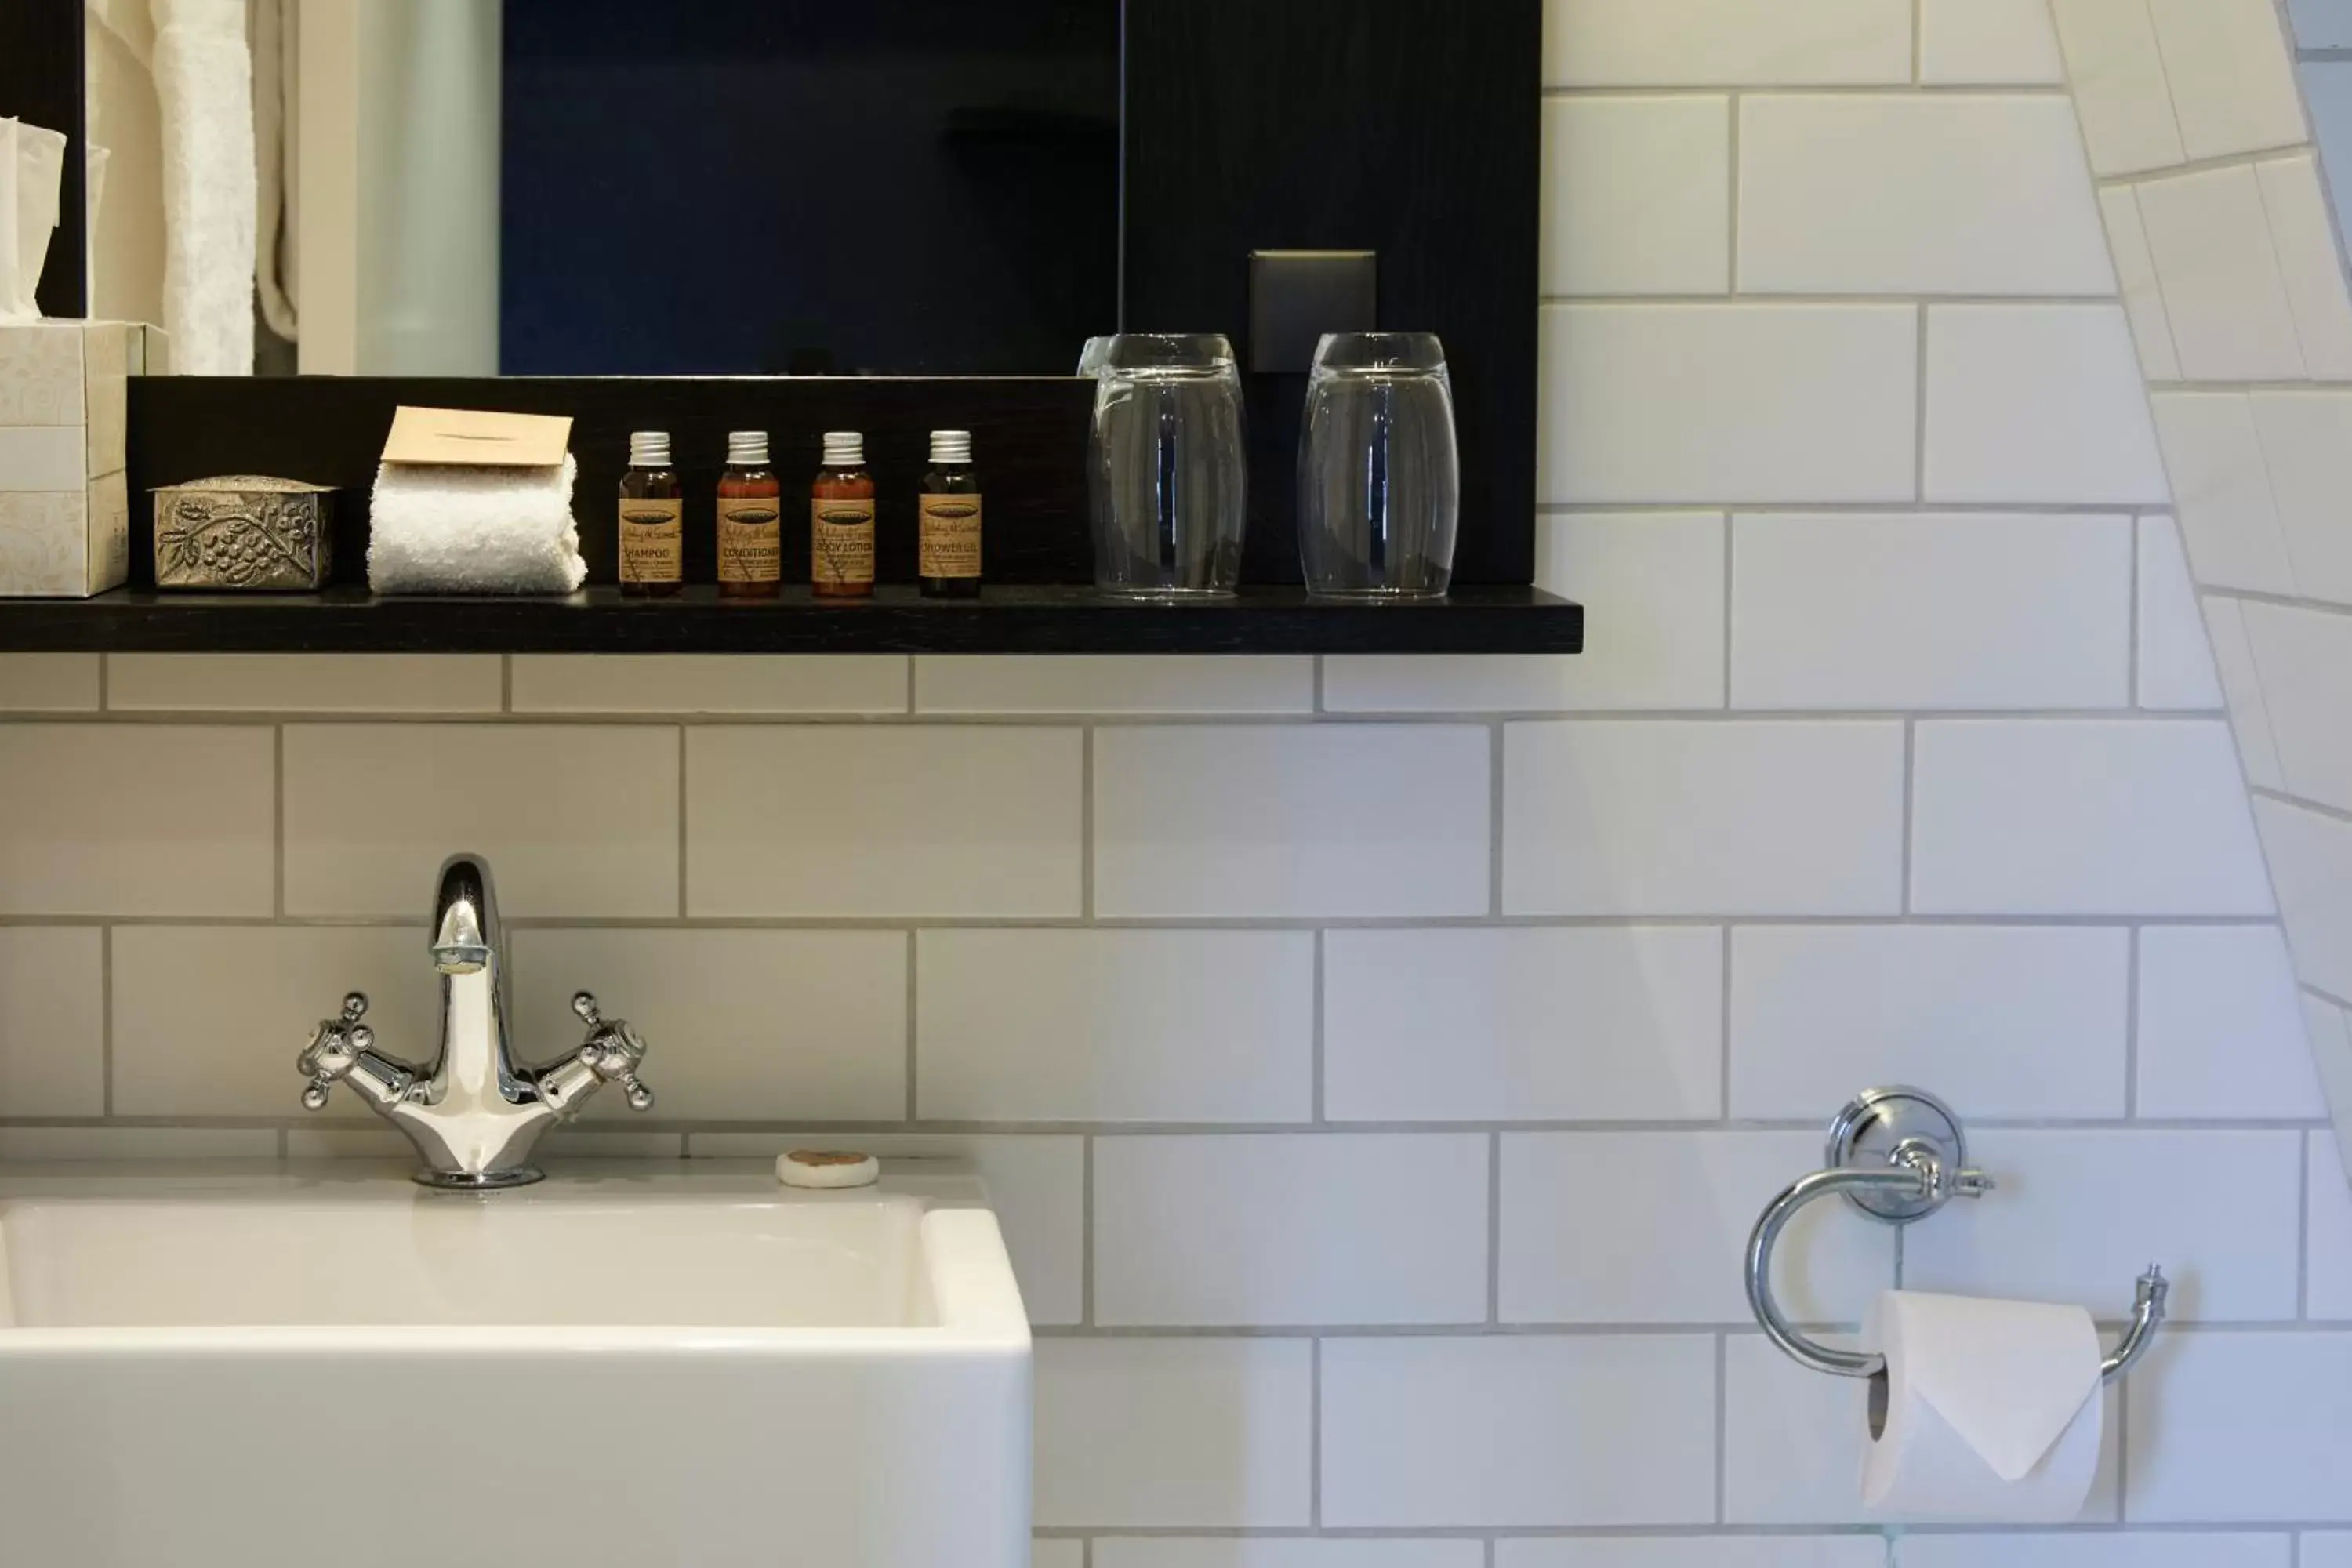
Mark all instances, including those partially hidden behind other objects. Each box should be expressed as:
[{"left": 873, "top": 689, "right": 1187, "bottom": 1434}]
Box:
[
  {"left": 0, "top": 913, "right": 2289, "bottom": 934},
  {"left": 2136, "top": 0, "right": 2198, "bottom": 171},
  {"left": 2125, "top": 927, "right": 2142, "bottom": 1120},
  {"left": 2129, "top": 514, "right": 2143, "bottom": 710},
  {"left": 1312, "top": 930, "right": 1327, "bottom": 1126},
  {"left": 1081, "top": 1133, "right": 1096, "bottom": 1330},
  {"left": 2252, "top": 786, "right": 2352, "bottom": 828},
  {"left": 1914, "top": 302, "right": 1930, "bottom": 503},
  {"left": 1081, "top": 727, "right": 1097, "bottom": 920},
  {"left": 1309, "top": 1335, "right": 1323, "bottom": 1530},
  {"left": 2116, "top": 1373, "right": 2133, "bottom": 1524},
  {"left": 99, "top": 924, "right": 113, "bottom": 1118},
  {"left": 1900, "top": 719, "right": 1917, "bottom": 916},
  {"left": 1486, "top": 1131, "right": 1502, "bottom": 1327},
  {"left": 1720, "top": 512, "right": 1734, "bottom": 706},
  {"left": 1911, "top": 0, "right": 1924, "bottom": 84},
  {"left": 1727, "top": 93, "right": 1743, "bottom": 296},
  {"left": 1719, "top": 929, "right": 1735, "bottom": 1119},
  {"left": 273, "top": 724, "right": 286, "bottom": 918},
  {"left": 0, "top": 702, "right": 2247, "bottom": 728},
  {"left": 2248, "top": 158, "right": 2317, "bottom": 381},
  {"left": 905, "top": 931, "right": 920, "bottom": 1124},
  {"left": 1489, "top": 720, "right": 1507, "bottom": 917},
  {"left": 2300, "top": 1128, "right": 2313, "bottom": 1321},
  {"left": 10, "top": 1112, "right": 2335, "bottom": 1137},
  {"left": 1712, "top": 1330, "right": 1729, "bottom": 1526}
]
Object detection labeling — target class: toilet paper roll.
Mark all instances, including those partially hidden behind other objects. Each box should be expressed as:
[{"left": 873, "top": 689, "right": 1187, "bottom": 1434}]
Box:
[{"left": 1860, "top": 1290, "right": 2104, "bottom": 1522}]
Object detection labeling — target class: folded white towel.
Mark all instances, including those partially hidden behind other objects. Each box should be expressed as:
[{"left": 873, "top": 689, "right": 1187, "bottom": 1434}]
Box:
[{"left": 368, "top": 456, "right": 589, "bottom": 595}]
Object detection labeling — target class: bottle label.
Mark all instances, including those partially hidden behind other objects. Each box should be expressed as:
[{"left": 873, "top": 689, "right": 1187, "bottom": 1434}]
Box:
[
  {"left": 618, "top": 497, "right": 683, "bottom": 583},
  {"left": 717, "top": 498, "right": 782, "bottom": 583},
  {"left": 812, "top": 499, "right": 877, "bottom": 587},
  {"left": 919, "top": 494, "right": 983, "bottom": 579}
]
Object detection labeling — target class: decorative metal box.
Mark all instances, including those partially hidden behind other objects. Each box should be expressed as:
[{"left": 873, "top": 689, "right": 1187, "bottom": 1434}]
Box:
[{"left": 151, "top": 475, "right": 336, "bottom": 590}]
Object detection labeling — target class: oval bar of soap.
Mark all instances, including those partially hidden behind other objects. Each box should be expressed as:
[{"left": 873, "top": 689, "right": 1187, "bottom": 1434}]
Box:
[{"left": 777, "top": 1149, "right": 880, "bottom": 1189}]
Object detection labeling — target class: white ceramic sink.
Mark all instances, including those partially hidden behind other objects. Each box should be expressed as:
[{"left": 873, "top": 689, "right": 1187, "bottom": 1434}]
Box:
[{"left": 0, "top": 1161, "right": 1032, "bottom": 1568}]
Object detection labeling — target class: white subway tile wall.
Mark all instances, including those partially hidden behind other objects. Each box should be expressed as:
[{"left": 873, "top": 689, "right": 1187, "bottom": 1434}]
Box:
[
  {"left": 1323, "top": 925, "right": 1723, "bottom": 1122},
  {"left": 1895, "top": 1535, "right": 2292, "bottom": 1567},
  {"left": 2135, "top": 516, "right": 2227, "bottom": 711},
  {"left": 0, "top": 653, "right": 99, "bottom": 710},
  {"left": 1093, "top": 1134, "right": 1489, "bottom": 1327},
  {"left": 1092, "top": 725, "right": 1490, "bottom": 918},
  {"left": 1909, "top": 720, "right": 2275, "bottom": 916},
  {"left": 916, "top": 929, "right": 1314, "bottom": 1123},
  {"left": 2143, "top": 0, "right": 2307, "bottom": 162},
  {"left": 1729, "top": 513, "right": 2132, "bottom": 710},
  {"left": 0, "top": 928, "right": 104, "bottom": 1116},
  {"left": 2255, "top": 154, "right": 2352, "bottom": 378},
  {"left": 1539, "top": 303, "right": 1919, "bottom": 504},
  {"left": 1499, "top": 1130, "right": 1894, "bottom": 1324},
  {"left": 2133, "top": 165, "right": 2307, "bottom": 382},
  {"left": 2099, "top": 187, "right": 2183, "bottom": 381},
  {"left": 2125, "top": 1334, "right": 2352, "bottom": 1521},
  {"left": 1736, "top": 96, "right": 2111, "bottom": 296},
  {"left": 107, "top": 653, "right": 505, "bottom": 713},
  {"left": 1541, "top": 97, "right": 1732, "bottom": 296},
  {"left": 510, "top": 653, "right": 909, "bottom": 714},
  {"left": 1917, "top": 0, "right": 2066, "bottom": 86},
  {"left": 1922, "top": 305, "right": 2169, "bottom": 504},
  {"left": 2136, "top": 927, "right": 2327, "bottom": 1120},
  {"left": 1504, "top": 720, "right": 1907, "bottom": 915},
  {"left": 685, "top": 725, "right": 1083, "bottom": 917},
  {"left": 1, "top": 0, "right": 2341, "bottom": 1559},
  {"left": 1033, "top": 1338, "right": 1312, "bottom": 1529},
  {"left": 2311, "top": 1134, "right": 2352, "bottom": 1320},
  {"left": 1320, "top": 1335, "right": 1718, "bottom": 1527},
  {"left": 1098, "top": 1548, "right": 1483, "bottom": 1568},
  {"left": 1504, "top": 1544, "right": 1886, "bottom": 1568},
  {"left": 1728, "top": 925, "right": 2132, "bottom": 1119}
]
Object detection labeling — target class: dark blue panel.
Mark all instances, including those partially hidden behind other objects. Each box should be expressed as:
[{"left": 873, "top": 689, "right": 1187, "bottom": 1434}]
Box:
[{"left": 500, "top": 0, "right": 1118, "bottom": 375}]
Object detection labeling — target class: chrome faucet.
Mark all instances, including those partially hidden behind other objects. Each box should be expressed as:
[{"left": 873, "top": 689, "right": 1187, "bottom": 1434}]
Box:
[{"left": 296, "top": 853, "right": 655, "bottom": 1189}]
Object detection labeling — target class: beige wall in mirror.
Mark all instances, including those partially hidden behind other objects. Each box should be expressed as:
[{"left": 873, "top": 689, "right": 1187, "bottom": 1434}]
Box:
[{"left": 82, "top": 0, "right": 499, "bottom": 376}]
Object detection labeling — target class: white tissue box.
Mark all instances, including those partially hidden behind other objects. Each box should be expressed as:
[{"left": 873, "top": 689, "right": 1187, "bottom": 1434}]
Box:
[{"left": 0, "top": 320, "right": 166, "bottom": 597}]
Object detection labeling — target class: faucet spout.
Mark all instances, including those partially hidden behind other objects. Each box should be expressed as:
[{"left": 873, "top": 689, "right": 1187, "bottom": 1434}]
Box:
[{"left": 430, "top": 855, "right": 498, "bottom": 975}]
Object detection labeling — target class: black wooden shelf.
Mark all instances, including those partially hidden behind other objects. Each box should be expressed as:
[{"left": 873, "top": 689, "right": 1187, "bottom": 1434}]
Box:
[{"left": 0, "top": 585, "right": 1584, "bottom": 656}]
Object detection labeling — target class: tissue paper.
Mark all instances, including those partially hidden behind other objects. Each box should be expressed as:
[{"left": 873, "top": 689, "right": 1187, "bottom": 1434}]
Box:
[
  {"left": 2, "top": 118, "right": 68, "bottom": 320},
  {"left": 1860, "top": 1290, "right": 2105, "bottom": 1522}
]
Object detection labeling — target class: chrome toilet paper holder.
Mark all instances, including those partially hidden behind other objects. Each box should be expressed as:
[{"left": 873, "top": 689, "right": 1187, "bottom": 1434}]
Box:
[{"left": 1744, "top": 1086, "right": 2169, "bottom": 1385}]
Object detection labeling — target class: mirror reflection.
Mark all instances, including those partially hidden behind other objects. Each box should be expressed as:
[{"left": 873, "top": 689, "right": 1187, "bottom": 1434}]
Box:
[{"left": 82, "top": 0, "right": 1119, "bottom": 376}]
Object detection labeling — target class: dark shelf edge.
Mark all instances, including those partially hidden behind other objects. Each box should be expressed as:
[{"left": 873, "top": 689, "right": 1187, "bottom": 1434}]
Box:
[{"left": 0, "top": 586, "right": 1584, "bottom": 657}]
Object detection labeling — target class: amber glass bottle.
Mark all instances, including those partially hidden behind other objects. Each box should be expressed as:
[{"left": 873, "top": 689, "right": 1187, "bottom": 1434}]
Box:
[
  {"left": 811, "top": 431, "right": 877, "bottom": 600},
  {"left": 618, "top": 431, "right": 683, "bottom": 598},
  {"left": 918, "top": 430, "right": 982, "bottom": 599},
  {"left": 717, "top": 430, "right": 782, "bottom": 601}
]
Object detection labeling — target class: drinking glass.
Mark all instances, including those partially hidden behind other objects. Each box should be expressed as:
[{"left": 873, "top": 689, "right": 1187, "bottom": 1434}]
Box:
[
  {"left": 1297, "top": 332, "right": 1460, "bottom": 600},
  {"left": 1087, "top": 333, "right": 1248, "bottom": 599}
]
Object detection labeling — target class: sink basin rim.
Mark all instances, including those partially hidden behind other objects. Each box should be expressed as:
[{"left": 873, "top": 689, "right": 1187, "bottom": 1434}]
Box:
[{"left": 0, "top": 1158, "right": 1031, "bottom": 1348}]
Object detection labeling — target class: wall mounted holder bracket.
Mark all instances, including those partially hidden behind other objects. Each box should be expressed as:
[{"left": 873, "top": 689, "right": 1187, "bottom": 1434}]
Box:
[{"left": 1744, "top": 1086, "right": 2169, "bottom": 1385}]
